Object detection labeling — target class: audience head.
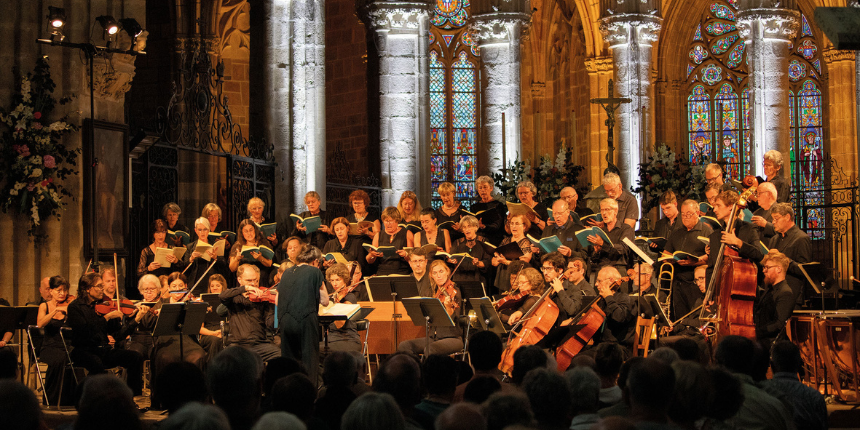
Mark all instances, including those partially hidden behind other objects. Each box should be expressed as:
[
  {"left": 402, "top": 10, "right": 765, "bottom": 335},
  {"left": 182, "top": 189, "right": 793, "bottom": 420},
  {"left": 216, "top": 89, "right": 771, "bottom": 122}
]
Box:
[
  {"left": 566, "top": 366, "right": 601, "bottom": 415},
  {"left": 715, "top": 335, "right": 755, "bottom": 376},
  {"left": 156, "top": 361, "right": 208, "bottom": 413},
  {"left": 594, "top": 342, "right": 625, "bottom": 382},
  {"left": 669, "top": 337, "right": 703, "bottom": 363},
  {"left": 521, "top": 368, "right": 571, "bottom": 428},
  {"left": 374, "top": 353, "right": 422, "bottom": 412},
  {"left": 770, "top": 340, "right": 804, "bottom": 375},
  {"left": 160, "top": 402, "right": 230, "bottom": 430},
  {"left": 341, "top": 392, "right": 406, "bottom": 430},
  {"left": 324, "top": 351, "right": 357, "bottom": 388},
  {"left": 616, "top": 356, "right": 644, "bottom": 392},
  {"left": 76, "top": 374, "right": 142, "bottom": 430},
  {"left": 467, "top": 331, "right": 503, "bottom": 372},
  {"left": 462, "top": 376, "right": 502, "bottom": 404},
  {"left": 482, "top": 392, "right": 534, "bottom": 430},
  {"left": 423, "top": 354, "right": 458, "bottom": 398},
  {"left": 253, "top": 412, "right": 307, "bottom": 430},
  {"left": 650, "top": 347, "right": 680, "bottom": 365},
  {"left": 511, "top": 345, "right": 548, "bottom": 385},
  {"left": 207, "top": 346, "right": 264, "bottom": 421},
  {"left": 705, "top": 367, "right": 745, "bottom": 421},
  {"left": 625, "top": 357, "right": 675, "bottom": 421},
  {"left": 668, "top": 361, "right": 714, "bottom": 427},
  {"left": 436, "top": 403, "right": 486, "bottom": 430},
  {"left": 263, "top": 357, "right": 307, "bottom": 399},
  {"left": 0, "top": 380, "right": 43, "bottom": 430},
  {"left": 269, "top": 373, "right": 316, "bottom": 422},
  {"left": 570, "top": 354, "right": 596, "bottom": 370}
]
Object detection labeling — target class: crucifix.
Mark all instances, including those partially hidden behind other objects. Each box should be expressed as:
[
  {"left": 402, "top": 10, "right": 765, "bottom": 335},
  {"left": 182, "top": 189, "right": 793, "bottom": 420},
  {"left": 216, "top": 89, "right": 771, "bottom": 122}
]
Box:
[{"left": 590, "top": 79, "right": 631, "bottom": 172}]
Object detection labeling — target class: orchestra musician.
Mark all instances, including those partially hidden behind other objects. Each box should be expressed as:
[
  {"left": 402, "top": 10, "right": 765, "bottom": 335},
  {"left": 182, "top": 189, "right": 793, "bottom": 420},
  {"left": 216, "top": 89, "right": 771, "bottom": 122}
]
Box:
[
  {"left": 291, "top": 191, "right": 332, "bottom": 251},
  {"left": 397, "top": 260, "right": 464, "bottom": 356},
  {"left": 163, "top": 202, "right": 190, "bottom": 246},
  {"left": 750, "top": 182, "right": 778, "bottom": 241},
  {"left": 515, "top": 181, "right": 548, "bottom": 236},
  {"left": 755, "top": 251, "right": 796, "bottom": 352},
  {"left": 408, "top": 247, "right": 433, "bottom": 297},
  {"left": 101, "top": 266, "right": 123, "bottom": 301},
  {"left": 706, "top": 190, "right": 763, "bottom": 285},
  {"left": 586, "top": 199, "right": 634, "bottom": 288},
  {"left": 219, "top": 264, "right": 281, "bottom": 362},
  {"left": 565, "top": 257, "right": 595, "bottom": 313},
  {"left": 366, "top": 207, "right": 414, "bottom": 276},
  {"left": 277, "top": 245, "right": 329, "bottom": 384},
  {"left": 538, "top": 199, "right": 586, "bottom": 259},
  {"left": 347, "top": 189, "right": 380, "bottom": 240},
  {"left": 541, "top": 252, "right": 581, "bottom": 320},
  {"left": 322, "top": 263, "right": 364, "bottom": 352},
  {"left": 763, "top": 150, "right": 791, "bottom": 203},
  {"left": 247, "top": 197, "right": 277, "bottom": 246},
  {"left": 35, "top": 276, "right": 74, "bottom": 405},
  {"left": 124, "top": 275, "right": 162, "bottom": 360},
  {"left": 448, "top": 215, "right": 491, "bottom": 285},
  {"left": 764, "top": 203, "right": 812, "bottom": 304},
  {"left": 589, "top": 266, "right": 634, "bottom": 354},
  {"left": 138, "top": 219, "right": 181, "bottom": 280},
  {"left": 229, "top": 219, "right": 275, "bottom": 288},
  {"left": 435, "top": 182, "right": 467, "bottom": 242},
  {"left": 184, "top": 217, "right": 230, "bottom": 294},
  {"left": 651, "top": 191, "right": 681, "bottom": 253},
  {"left": 67, "top": 272, "right": 146, "bottom": 397},
  {"left": 664, "top": 199, "right": 712, "bottom": 318},
  {"left": 397, "top": 190, "right": 422, "bottom": 225},
  {"left": 472, "top": 176, "right": 507, "bottom": 246},
  {"left": 628, "top": 263, "right": 663, "bottom": 320},
  {"left": 659, "top": 265, "right": 710, "bottom": 360},
  {"left": 199, "top": 274, "right": 227, "bottom": 362},
  {"left": 492, "top": 214, "right": 535, "bottom": 294},
  {"left": 322, "top": 217, "right": 368, "bottom": 271},
  {"left": 502, "top": 267, "right": 547, "bottom": 326},
  {"left": 600, "top": 173, "right": 638, "bottom": 229},
  {"left": 415, "top": 207, "right": 452, "bottom": 253}
]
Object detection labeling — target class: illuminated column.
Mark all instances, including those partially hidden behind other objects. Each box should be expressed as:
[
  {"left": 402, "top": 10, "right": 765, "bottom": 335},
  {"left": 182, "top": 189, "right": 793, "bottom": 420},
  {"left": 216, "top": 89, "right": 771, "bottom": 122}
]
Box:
[
  {"left": 363, "top": 1, "right": 432, "bottom": 207},
  {"left": 599, "top": 10, "right": 662, "bottom": 197},
  {"left": 736, "top": 0, "right": 799, "bottom": 178},
  {"left": 471, "top": 1, "right": 531, "bottom": 175}
]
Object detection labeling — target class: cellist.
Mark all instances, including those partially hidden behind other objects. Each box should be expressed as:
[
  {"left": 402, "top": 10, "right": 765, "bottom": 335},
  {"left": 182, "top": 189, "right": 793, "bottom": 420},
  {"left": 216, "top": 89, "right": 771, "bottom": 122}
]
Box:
[
  {"left": 588, "top": 266, "right": 634, "bottom": 351},
  {"left": 705, "top": 190, "right": 764, "bottom": 285}
]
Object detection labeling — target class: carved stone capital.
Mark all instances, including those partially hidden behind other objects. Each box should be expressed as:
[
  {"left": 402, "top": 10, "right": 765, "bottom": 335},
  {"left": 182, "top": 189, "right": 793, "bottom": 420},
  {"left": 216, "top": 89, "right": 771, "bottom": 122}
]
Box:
[
  {"left": 822, "top": 48, "right": 856, "bottom": 64},
  {"left": 470, "top": 12, "right": 531, "bottom": 45},
  {"left": 87, "top": 53, "right": 138, "bottom": 101},
  {"left": 736, "top": 8, "right": 799, "bottom": 42},
  {"left": 363, "top": 1, "right": 431, "bottom": 32},
  {"left": 531, "top": 81, "right": 546, "bottom": 98},
  {"left": 599, "top": 14, "right": 662, "bottom": 47},
  {"left": 584, "top": 56, "right": 613, "bottom": 73}
]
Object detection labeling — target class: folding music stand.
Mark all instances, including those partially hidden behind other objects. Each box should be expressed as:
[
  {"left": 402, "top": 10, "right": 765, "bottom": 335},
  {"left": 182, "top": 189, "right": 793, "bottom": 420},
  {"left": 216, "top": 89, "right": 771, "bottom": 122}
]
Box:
[
  {"left": 401, "top": 297, "right": 454, "bottom": 355},
  {"left": 318, "top": 307, "right": 375, "bottom": 355},
  {"left": 797, "top": 262, "right": 835, "bottom": 311},
  {"left": 0, "top": 306, "right": 38, "bottom": 385},
  {"left": 153, "top": 302, "right": 208, "bottom": 357},
  {"left": 468, "top": 298, "right": 506, "bottom": 335},
  {"left": 457, "top": 282, "right": 486, "bottom": 312}
]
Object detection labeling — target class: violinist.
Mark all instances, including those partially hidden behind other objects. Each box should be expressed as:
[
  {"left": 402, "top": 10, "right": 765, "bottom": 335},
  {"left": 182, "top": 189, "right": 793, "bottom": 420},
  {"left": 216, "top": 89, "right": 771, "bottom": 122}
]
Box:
[
  {"left": 435, "top": 182, "right": 467, "bottom": 242},
  {"left": 587, "top": 199, "right": 634, "bottom": 286},
  {"left": 138, "top": 219, "right": 181, "bottom": 280},
  {"left": 415, "top": 207, "right": 452, "bottom": 253},
  {"left": 322, "top": 217, "right": 367, "bottom": 271},
  {"left": 664, "top": 200, "right": 712, "bottom": 318},
  {"left": 67, "top": 272, "right": 146, "bottom": 396},
  {"left": 408, "top": 248, "right": 433, "bottom": 297},
  {"left": 706, "top": 190, "right": 763, "bottom": 285},
  {"left": 291, "top": 191, "right": 333, "bottom": 251},
  {"left": 503, "top": 267, "right": 544, "bottom": 326},
  {"left": 277, "top": 245, "right": 328, "bottom": 383},
  {"left": 229, "top": 219, "right": 275, "bottom": 288},
  {"left": 101, "top": 266, "right": 123, "bottom": 300},
  {"left": 366, "top": 207, "right": 414, "bottom": 276},
  {"left": 35, "top": 276, "right": 74, "bottom": 404},
  {"left": 448, "top": 215, "right": 492, "bottom": 284},
  {"left": 347, "top": 189, "right": 380, "bottom": 240},
  {"left": 248, "top": 197, "right": 278, "bottom": 246},
  {"left": 472, "top": 176, "right": 507, "bottom": 246},
  {"left": 565, "top": 257, "right": 595, "bottom": 312},
  {"left": 589, "top": 266, "right": 633, "bottom": 351},
  {"left": 322, "top": 263, "right": 363, "bottom": 352},
  {"left": 124, "top": 274, "right": 161, "bottom": 360},
  {"left": 219, "top": 264, "right": 281, "bottom": 362},
  {"left": 492, "top": 214, "right": 535, "bottom": 294},
  {"left": 541, "top": 252, "right": 581, "bottom": 320},
  {"left": 199, "top": 274, "right": 227, "bottom": 362},
  {"left": 397, "top": 260, "right": 464, "bottom": 356},
  {"left": 184, "top": 217, "right": 230, "bottom": 294}
]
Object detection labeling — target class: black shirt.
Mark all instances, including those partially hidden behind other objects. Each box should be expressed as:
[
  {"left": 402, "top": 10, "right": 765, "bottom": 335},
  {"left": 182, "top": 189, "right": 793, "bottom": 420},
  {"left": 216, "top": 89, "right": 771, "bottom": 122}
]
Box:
[
  {"left": 67, "top": 296, "right": 136, "bottom": 351},
  {"left": 769, "top": 174, "right": 791, "bottom": 203},
  {"left": 755, "top": 279, "right": 794, "bottom": 340},
  {"left": 450, "top": 236, "right": 492, "bottom": 285},
  {"left": 471, "top": 199, "right": 507, "bottom": 246},
  {"left": 706, "top": 219, "right": 762, "bottom": 285},
  {"left": 540, "top": 218, "right": 586, "bottom": 261},
  {"left": 753, "top": 207, "right": 776, "bottom": 240},
  {"left": 219, "top": 285, "right": 275, "bottom": 346},
  {"left": 589, "top": 223, "right": 635, "bottom": 276},
  {"left": 291, "top": 210, "right": 333, "bottom": 251},
  {"left": 665, "top": 219, "right": 713, "bottom": 282},
  {"left": 767, "top": 224, "right": 812, "bottom": 301},
  {"left": 597, "top": 291, "right": 634, "bottom": 345},
  {"left": 435, "top": 206, "right": 466, "bottom": 243}
]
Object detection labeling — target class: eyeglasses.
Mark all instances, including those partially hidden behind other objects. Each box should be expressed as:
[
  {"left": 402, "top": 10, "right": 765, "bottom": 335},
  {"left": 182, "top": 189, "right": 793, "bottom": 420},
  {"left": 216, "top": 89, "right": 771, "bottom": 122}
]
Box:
[
  {"left": 694, "top": 277, "right": 706, "bottom": 282},
  {"left": 681, "top": 212, "right": 697, "bottom": 218},
  {"left": 540, "top": 266, "right": 557, "bottom": 272},
  {"left": 764, "top": 265, "right": 781, "bottom": 272}
]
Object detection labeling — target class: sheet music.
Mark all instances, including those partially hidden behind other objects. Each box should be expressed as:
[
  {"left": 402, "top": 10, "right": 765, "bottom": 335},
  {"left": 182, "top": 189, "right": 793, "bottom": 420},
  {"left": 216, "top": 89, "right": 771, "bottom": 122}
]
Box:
[{"left": 622, "top": 237, "right": 655, "bottom": 266}]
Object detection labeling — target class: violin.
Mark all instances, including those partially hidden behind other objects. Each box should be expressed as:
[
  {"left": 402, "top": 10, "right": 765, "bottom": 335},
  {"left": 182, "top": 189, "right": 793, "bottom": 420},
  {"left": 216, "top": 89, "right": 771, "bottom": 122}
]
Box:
[
  {"left": 493, "top": 290, "right": 529, "bottom": 311},
  {"left": 435, "top": 279, "right": 460, "bottom": 316},
  {"left": 244, "top": 286, "right": 278, "bottom": 304},
  {"left": 51, "top": 295, "right": 76, "bottom": 320},
  {"left": 331, "top": 279, "right": 364, "bottom": 304},
  {"left": 94, "top": 297, "right": 138, "bottom": 316}
]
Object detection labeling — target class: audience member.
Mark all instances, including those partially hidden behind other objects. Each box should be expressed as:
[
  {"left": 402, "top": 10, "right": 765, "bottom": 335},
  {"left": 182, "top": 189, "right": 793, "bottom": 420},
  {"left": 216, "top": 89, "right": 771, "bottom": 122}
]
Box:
[
  {"left": 566, "top": 366, "right": 601, "bottom": 430},
  {"left": 703, "top": 367, "right": 745, "bottom": 428},
  {"left": 160, "top": 402, "right": 231, "bottom": 430},
  {"left": 624, "top": 357, "right": 675, "bottom": 425},
  {"left": 668, "top": 361, "right": 713, "bottom": 429},
  {"left": 597, "top": 355, "right": 643, "bottom": 418},
  {"left": 341, "top": 392, "right": 406, "bottom": 430},
  {"left": 454, "top": 331, "right": 507, "bottom": 402},
  {"left": 268, "top": 373, "right": 321, "bottom": 428},
  {"left": 374, "top": 353, "right": 431, "bottom": 430},
  {"left": 417, "top": 354, "right": 458, "bottom": 421},
  {"left": 591, "top": 417, "right": 637, "bottom": 430},
  {"left": 435, "top": 403, "right": 487, "bottom": 430},
  {"left": 208, "top": 345, "right": 264, "bottom": 430},
  {"left": 510, "top": 345, "right": 548, "bottom": 386},
  {"left": 0, "top": 380, "right": 45, "bottom": 430},
  {"left": 521, "top": 368, "right": 571, "bottom": 430},
  {"left": 253, "top": 411, "right": 308, "bottom": 430},
  {"left": 649, "top": 347, "right": 680, "bottom": 365},
  {"left": 156, "top": 361, "right": 209, "bottom": 413},
  {"left": 715, "top": 335, "right": 793, "bottom": 430},
  {"left": 482, "top": 392, "right": 535, "bottom": 430},
  {"left": 74, "top": 374, "right": 143, "bottom": 430},
  {"left": 762, "top": 341, "right": 827, "bottom": 430},
  {"left": 315, "top": 351, "right": 359, "bottom": 430},
  {"left": 665, "top": 337, "right": 703, "bottom": 364},
  {"left": 594, "top": 342, "right": 625, "bottom": 408},
  {"left": 462, "top": 375, "right": 502, "bottom": 405},
  {"left": 262, "top": 356, "right": 307, "bottom": 404}
]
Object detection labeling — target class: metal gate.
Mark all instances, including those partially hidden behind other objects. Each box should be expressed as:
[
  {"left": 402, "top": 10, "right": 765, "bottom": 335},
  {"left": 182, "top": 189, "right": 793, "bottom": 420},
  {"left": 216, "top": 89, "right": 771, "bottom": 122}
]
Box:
[{"left": 227, "top": 155, "right": 277, "bottom": 231}]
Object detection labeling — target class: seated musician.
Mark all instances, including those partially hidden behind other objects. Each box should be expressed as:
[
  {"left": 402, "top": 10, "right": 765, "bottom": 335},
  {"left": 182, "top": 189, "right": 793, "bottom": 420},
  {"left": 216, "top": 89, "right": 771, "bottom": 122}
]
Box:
[
  {"left": 101, "top": 266, "right": 123, "bottom": 301},
  {"left": 184, "top": 217, "right": 231, "bottom": 294},
  {"left": 750, "top": 182, "right": 778, "bottom": 241},
  {"left": 448, "top": 215, "right": 492, "bottom": 285},
  {"left": 565, "top": 257, "right": 594, "bottom": 313},
  {"left": 291, "top": 191, "right": 332, "bottom": 250},
  {"left": 198, "top": 274, "right": 227, "bottom": 362},
  {"left": 503, "top": 267, "right": 547, "bottom": 326},
  {"left": 706, "top": 190, "right": 763, "bottom": 285},
  {"left": 515, "top": 181, "right": 548, "bottom": 236},
  {"left": 586, "top": 199, "right": 634, "bottom": 288},
  {"left": 229, "top": 219, "right": 275, "bottom": 288},
  {"left": 67, "top": 272, "right": 146, "bottom": 396},
  {"left": 650, "top": 191, "right": 681, "bottom": 254},
  {"left": 416, "top": 207, "right": 452, "bottom": 253},
  {"left": 323, "top": 263, "right": 364, "bottom": 352},
  {"left": 322, "top": 217, "right": 368, "bottom": 272},
  {"left": 765, "top": 203, "right": 812, "bottom": 304},
  {"left": 628, "top": 263, "right": 664, "bottom": 320},
  {"left": 472, "top": 176, "right": 508, "bottom": 246},
  {"left": 588, "top": 266, "right": 634, "bottom": 352},
  {"left": 755, "top": 251, "right": 796, "bottom": 352},
  {"left": 664, "top": 199, "right": 712, "bottom": 319},
  {"left": 398, "top": 260, "right": 464, "bottom": 355},
  {"left": 35, "top": 276, "right": 74, "bottom": 405},
  {"left": 124, "top": 275, "right": 162, "bottom": 362},
  {"left": 492, "top": 214, "right": 535, "bottom": 294},
  {"left": 537, "top": 199, "right": 586, "bottom": 260},
  {"left": 541, "top": 252, "right": 580, "bottom": 321},
  {"left": 660, "top": 265, "right": 710, "bottom": 353},
  {"left": 435, "top": 182, "right": 467, "bottom": 242},
  {"left": 366, "top": 207, "right": 414, "bottom": 275},
  {"left": 408, "top": 248, "right": 433, "bottom": 297},
  {"left": 219, "top": 264, "right": 281, "bottom": 362}
]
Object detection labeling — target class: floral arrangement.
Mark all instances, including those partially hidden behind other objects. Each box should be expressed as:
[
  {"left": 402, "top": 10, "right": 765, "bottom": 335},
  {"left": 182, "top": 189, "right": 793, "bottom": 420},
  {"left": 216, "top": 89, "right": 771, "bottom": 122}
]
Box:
[
  {"left": 632, "top": 143, "right": 708, "bottom": 213},
  {"left": 0, "top": 57, "right": 79, "bottom": 239},
  {"left": 492, "top": 145, "right": 586, "bottom": 203},
  {"left": 491, "top": 155, "right": 530, "bottom": 202}
]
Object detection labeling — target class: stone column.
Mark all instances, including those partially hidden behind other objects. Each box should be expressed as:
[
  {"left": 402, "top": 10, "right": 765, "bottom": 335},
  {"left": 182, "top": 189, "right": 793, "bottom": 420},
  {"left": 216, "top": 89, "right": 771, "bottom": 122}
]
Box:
[
  {"left": 584, "top": 56, "right": 613, "bottom": 185},
  {"left": 471, "top": 8, "right": 530, "bottom": 175},
  {"left": 599, "top": 13, "right": 662, "bottom": 196},
  {"left": 364, "top": 1, "right": 431, "bottom": 207},
  {"left": 736, "top": 1, "right": 799, "bottom": 178}
]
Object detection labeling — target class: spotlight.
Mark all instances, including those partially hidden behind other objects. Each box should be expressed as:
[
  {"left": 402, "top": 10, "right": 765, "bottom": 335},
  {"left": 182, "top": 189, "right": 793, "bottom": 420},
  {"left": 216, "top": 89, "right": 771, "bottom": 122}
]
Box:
[
  {"left": 46, "top": 6, "right": 66, "bottom": 42},
  {"left": 119, "top": 18, "right": 143, "bottom": 38},
  {"left": 96, "top": 15, "right": 120, "bottom": 36}
]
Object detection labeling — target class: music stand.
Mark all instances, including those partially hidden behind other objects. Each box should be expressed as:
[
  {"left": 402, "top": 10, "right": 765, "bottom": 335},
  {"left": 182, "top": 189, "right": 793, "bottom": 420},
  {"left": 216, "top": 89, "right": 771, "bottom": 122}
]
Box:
[
  {"left": 318, "top": 307, "right": 375, "bottom": 355},
  {"left": 457, "top": 282, "right": 486, "bottom": 312},
  {"left": 153, "top": 302, "right": 208, "bottom": 357},
  {"left": 797, "top": 262, "right": 834, "bottom": 311},
  {"left": 468, "top": 298, "right": 507, "bottom": 335},
  {"left": 392, "top": 281, "right": 420, "bottom": 300},
  {"left": 646, "top": 295, "right": 672, "bottom": 327},
  {"left": 0, "top": 306, "right": 38, "bottom": 385},
  {"left": 401, "top": 298, "right": 454, "bottom": 355},
  {"left": 199, "top": 293, "right": 224, "bottom": 327}
]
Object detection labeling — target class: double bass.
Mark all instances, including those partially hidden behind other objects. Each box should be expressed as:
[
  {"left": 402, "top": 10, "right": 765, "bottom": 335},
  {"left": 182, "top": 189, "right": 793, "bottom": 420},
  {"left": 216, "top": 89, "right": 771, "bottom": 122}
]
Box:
[{"left": 700, "top": 182, "right": 759, "bottom": 342}]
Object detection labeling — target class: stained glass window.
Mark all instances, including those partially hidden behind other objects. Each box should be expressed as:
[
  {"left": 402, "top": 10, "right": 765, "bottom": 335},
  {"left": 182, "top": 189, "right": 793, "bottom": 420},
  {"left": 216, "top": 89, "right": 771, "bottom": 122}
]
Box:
[{"left": 430, "top": 3, "right": 480, "bottom": 209}]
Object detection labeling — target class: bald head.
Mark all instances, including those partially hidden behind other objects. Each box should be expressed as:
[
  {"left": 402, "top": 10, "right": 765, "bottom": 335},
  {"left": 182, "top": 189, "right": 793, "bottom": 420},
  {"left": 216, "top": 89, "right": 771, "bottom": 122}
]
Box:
[
  {"left": 436, "top": 403, "right": 486, "bottom": 430},
  {"left": 757, "top": 182, "right": 777, "bottom": 209},
  {"left": 39, "top": 277, "right": 51, "bottom": 301}
]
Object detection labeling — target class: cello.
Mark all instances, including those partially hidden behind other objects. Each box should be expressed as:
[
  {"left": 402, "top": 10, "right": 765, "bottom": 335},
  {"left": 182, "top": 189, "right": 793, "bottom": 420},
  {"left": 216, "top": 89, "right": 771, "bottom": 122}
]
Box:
[
  {"left": 499, "top": 276, "right": 561, "bottom": 376},
  {"left": 699, "top": 182, "right": 759, "bottom": 342}
]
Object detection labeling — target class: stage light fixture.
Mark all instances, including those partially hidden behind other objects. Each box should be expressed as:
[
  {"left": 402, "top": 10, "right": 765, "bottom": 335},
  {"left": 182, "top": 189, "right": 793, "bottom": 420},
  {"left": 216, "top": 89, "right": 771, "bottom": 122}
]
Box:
[
  {"left": 96, "top": 15, "right": 120, "bottom": 36},
  {"left": 47, "top": 6, "right": 66, "bottom": 42},
  {"left": 119, "top": 18, "right": 143, "bottom": 38}
]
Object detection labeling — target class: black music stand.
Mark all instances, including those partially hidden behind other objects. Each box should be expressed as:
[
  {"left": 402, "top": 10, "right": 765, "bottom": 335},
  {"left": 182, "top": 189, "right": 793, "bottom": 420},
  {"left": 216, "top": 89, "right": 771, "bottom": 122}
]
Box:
[
  {"left": 318, "top": 307, "right": 374, "bottom": 355},
  {"left": 402, "top": 298, "right": 454, "bottom": 355},
  {"left": 153, "top": 303, "right": 208, "bottom": 358},
  {"left": 0, "top": 306, "right": 39, "bottom": 385},
  {"left": 468, "top": 298, "right": 507, "bottom": 335},
  {"left": 457, "top": 282, "right": 486, "bottom": 312}
]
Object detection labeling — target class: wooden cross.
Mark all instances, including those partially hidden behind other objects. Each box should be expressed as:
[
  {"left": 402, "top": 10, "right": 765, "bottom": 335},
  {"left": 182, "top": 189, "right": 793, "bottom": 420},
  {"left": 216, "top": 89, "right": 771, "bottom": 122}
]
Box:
[{"left": 590, "top": 79, "right": 631, "bottom": 171}]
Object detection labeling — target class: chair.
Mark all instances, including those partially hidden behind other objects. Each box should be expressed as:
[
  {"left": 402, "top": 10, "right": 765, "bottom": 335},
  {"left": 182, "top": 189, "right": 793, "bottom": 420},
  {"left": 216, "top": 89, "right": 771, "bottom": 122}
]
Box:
[
  {"left": 25, "top": 325, "right": 48, "bottom": 405},
  {"left": 632, "top": 316, "right": 655, "bottom": 358},
  {"left": 354, "top": 319, "right": 372, "bottom": 383}
]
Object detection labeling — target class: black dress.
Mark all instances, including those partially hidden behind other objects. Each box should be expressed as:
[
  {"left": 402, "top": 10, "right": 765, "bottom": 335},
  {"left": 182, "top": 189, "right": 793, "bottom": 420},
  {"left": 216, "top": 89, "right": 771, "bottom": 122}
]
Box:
[
  {"left": 323, "top": 236, "right": 368, "bottom": 275},
  {"left": 435, "top": 206, "right": 466, "bottom": 243},
  {"left": 183, "top": 240, "right": 231, "bottom": 295},
  {"left": 449, "top": 236, "right": 492, "bottom": 286},
  {"left": 471, "top": 199, "right": 507, "bottom": 246},
  {"left": 39, "top": 312, "right": 71, "bottom": 405},
  {"left": 493, "top": 236, "right": 534, "bottom": 293},
  {"left": 419, "top": 228, "right": 448, "bottom": 251},
  {"left": 278, "top": 265, "right": 324, "bottom": 383},
  {"left": 137, "top": 245, "right": 179, "bottom": 280},
  {"left": 347, "top": 211, "right": 379, "bottom": 243},
  {"left": 374, "top": 228, "right": 410, "bottom": 276},
  {"left": 229, "top": 239, "right": 276, "bottom": 288}
]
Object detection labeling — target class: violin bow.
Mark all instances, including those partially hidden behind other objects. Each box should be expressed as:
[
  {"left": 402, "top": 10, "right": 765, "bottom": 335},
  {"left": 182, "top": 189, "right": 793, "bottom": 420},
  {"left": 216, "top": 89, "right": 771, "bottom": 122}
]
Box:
[
  {"left": 113, "top": 253, "right": 122, "bottom": 321},
  {"left": 181, "top": 259, "right": 218, "bottom": 301},
  {"left": 84, "top": 259, "right": 93, "bottom": 274}
]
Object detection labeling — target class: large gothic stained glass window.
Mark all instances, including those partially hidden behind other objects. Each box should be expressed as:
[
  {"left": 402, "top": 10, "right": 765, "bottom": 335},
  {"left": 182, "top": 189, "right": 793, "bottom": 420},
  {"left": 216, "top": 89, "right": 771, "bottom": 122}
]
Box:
[
  {"left": 685, "top": 3, "right": 827, "bottom": 237},
  {"left": 430, "top": 0, "right": 480, "bottom": 210}
]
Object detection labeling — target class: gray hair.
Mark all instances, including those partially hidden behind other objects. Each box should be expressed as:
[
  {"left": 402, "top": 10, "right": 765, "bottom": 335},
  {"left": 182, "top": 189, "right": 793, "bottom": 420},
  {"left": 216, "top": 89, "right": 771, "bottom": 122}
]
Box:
[
  {"left": 476, "top": 176, "right": 494, "bottom": 188},
  {"left": 516, "top": 181, "right": 538, "bottom": 196},
  {"left": 764, "top": 149, "right": 784, "bottom": 168},
  {"left": 460, "top": 215, "right": 479, "bottom": 228},
  {"left": 252, "top": 412, "right": 306, "bottom": 430},
  {"left": 162, "top": 202, "right": 182, "bottom": 217},
  {"left": 161, "top": 402, "right": 231, "bottom": 430},
  {"left": 771, "top": 202, "right": 795, "bottom": 221},
  {"left": 599, "top": 198, "right": 618, "bottom": 211},
  {"left": 705, "top": 163, "right": 723, "bottom": 177},
  {"left": 602, "top": 172, "right": 621, "bottom": 186},
  {"left": 194, "top": 217, "right": 211, "bottom": 230},
  {"left": 565, "top": 366, "right": 601, "bottom": 414},
  {"left": 237, "top": 264, "right": 260, "bottom": 279},
  {"left": 201, "top": 203, "right": 222, "bottom": 220},
  {"left": 137, "top": 274, "right": 161, "bottom": 294},
  {"left": 758, "top": 182, "right": 777, "bottom": 200}
]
